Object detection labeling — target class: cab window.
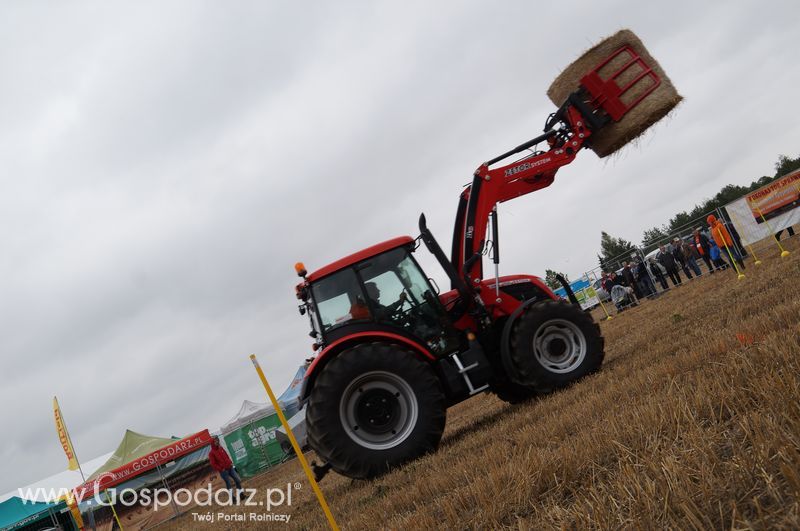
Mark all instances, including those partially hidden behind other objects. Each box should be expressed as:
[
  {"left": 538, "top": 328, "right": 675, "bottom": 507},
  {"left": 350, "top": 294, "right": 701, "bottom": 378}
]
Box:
[
  {"left": 311, "top": 268, "right": 370, "bottom": 331},
  {"left": 359, "top": 248, "right": 461, "bottom": 355}
]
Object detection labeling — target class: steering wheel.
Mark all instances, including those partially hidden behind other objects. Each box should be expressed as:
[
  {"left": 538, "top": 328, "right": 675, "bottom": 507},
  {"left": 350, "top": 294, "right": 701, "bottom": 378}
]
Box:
[{"left": 389, "top": 291, "right": 411, "bottom": 318}]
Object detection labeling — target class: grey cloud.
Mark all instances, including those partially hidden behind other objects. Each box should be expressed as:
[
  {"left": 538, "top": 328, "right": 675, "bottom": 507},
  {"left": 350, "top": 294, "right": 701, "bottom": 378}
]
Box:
[{"left": 2, "top": 0, "right": 799, "bottom": 494}]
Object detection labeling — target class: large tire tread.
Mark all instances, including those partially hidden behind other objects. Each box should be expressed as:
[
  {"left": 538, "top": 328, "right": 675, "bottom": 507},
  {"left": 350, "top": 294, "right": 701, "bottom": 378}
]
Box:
[
  {"left": 306, "top": 342, "right": 446, "bottom": 479},
  {"left": 509, "top": 300, "right": 604, "bottom": 392}
]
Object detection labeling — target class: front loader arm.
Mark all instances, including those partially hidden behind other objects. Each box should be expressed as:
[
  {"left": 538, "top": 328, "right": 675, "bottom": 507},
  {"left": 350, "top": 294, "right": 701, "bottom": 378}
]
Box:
[
  {"left": 449, "top": 41, "right": 665, "bottom": 288},
  {"left": 453, "top": 105, "right": 592, "bottom": 285}
]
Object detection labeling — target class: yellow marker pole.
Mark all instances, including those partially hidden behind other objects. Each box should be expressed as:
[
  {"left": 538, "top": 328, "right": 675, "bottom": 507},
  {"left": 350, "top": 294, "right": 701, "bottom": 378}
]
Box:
[
  {"left": 717, "top": 227, "right": 745, "bottom": 280},
  {"left": 249, "top": 355, "right": 339, "bottom": 531},
  {"left": 728, "top": 209, "right": 762, "bottom": 265},
  {"left": 749, "top": 199, "right": 790, "bottom": 258},
  {"left": 109, "top": 500, "right": 124, "bottom": 531},
  {"left": 588, "top": 271, "right": 613, "bottom": 320}
]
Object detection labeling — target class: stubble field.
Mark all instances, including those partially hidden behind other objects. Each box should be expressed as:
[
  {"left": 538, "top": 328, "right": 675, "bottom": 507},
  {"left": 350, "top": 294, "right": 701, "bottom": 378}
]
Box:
[{"left": 164, "top": 236, "right": 800, "bottom": 530}]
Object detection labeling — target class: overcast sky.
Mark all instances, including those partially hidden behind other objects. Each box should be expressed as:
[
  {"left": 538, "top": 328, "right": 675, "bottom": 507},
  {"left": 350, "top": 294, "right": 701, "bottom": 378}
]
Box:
[{"left": 2, "top": 1, "right": 799, "bottom": 495}]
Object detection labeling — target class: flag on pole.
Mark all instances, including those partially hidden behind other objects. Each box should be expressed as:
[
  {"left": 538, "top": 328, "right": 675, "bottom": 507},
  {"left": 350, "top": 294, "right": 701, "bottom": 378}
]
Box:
[{"left": 53, "top": 397, "right": 80, "bottom": 471}]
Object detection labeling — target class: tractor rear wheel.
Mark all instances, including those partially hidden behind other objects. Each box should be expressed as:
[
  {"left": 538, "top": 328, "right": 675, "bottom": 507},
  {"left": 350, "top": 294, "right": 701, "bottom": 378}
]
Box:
[
  {"left": 305, "top": 342, "right": 446, "bottom": 479},
  {"left": 509, "top": 300, "right": 604, "bottom": 392}
]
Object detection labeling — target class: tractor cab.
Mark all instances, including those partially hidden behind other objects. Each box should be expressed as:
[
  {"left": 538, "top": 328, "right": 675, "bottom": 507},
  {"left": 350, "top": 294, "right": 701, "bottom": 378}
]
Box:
[{"left": 299, "top": 238, "right": 463, "bottom": 357}]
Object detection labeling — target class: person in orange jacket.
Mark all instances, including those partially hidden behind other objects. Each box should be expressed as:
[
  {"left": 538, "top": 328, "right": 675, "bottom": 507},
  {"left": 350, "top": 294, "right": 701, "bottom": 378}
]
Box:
[
  {"left": 693, "top": 227, "right": 714, "bottom": 273},
  {"left": 707, "top": 214, "right": 745, "bottom": 270},
  {"left": 349, "top": 295, "right": 371, "bottom": 320}
]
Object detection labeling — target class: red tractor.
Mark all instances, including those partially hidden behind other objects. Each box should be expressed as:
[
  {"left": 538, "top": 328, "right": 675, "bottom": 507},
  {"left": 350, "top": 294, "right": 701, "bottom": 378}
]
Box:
[{"left": 293, "top": 47, "right": 662, "bottom": 480}]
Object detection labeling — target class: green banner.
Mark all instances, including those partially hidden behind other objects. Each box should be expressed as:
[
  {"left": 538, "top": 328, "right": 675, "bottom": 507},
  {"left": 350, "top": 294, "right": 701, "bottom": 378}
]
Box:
[
  {"left": 222, "top": 415, "right": 285, "bottom": 477},
  {"left": 576, "top": 286, "right": 600, "bottom": 309}
]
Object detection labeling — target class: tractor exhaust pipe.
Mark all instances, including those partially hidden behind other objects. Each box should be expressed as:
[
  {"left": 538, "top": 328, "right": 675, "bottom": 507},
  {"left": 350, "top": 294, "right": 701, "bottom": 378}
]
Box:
[
  {"left": 556, "top": 274, "right": 580, "bottom": 306},
  {"left": 419, "top": 214, "right": 491, "bottom": 324},
  {"left": 419, "top": 214, "right": 476, "bottom": 305}
]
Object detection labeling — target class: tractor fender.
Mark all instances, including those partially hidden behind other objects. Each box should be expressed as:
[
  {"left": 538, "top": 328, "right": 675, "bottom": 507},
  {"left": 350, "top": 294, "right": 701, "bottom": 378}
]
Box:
[
  {"left": 499, "top": 297, "right": 544, "bottom": 385},
  {"left": 301, "top": 331, "right": 435, "bottom": 400}
]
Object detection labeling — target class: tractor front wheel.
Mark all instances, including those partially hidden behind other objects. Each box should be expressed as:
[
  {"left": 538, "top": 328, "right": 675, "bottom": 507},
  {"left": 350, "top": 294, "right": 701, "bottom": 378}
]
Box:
[
  {"left": 305, "top": 342, "right": 446, "bottom": 479},
  {"left": 509, "top": 300, "right": 604, "bottom": 392}
]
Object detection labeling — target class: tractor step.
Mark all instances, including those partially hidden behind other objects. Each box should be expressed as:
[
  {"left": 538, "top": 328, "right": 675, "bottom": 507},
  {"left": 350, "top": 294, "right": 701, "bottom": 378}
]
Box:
[
  {"left": 450, "top": 351, "right": 490, "bottom": 396},
  {"left": 435, "top": 340, "right": 493, "bottom": 401}
]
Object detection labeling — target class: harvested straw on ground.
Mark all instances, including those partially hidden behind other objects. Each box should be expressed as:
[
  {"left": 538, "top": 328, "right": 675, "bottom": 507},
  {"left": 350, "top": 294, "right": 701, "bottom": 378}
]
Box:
[{"left": 547, "top": 29, "right": 682, "bottom": 158}]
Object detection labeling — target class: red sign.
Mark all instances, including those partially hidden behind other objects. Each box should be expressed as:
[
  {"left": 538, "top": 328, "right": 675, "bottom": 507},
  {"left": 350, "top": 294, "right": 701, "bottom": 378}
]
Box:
[
  {"left": 73, "top": 429, "right": 212, "bottom": 501},
  {"left": 746, "top": 170, "right": 800, "bottom": 222}
]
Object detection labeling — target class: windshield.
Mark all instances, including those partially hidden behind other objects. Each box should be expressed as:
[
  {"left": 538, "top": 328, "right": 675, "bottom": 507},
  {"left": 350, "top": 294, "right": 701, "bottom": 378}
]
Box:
[
  {"left": 359, "top": 249, "right": 435, "bottom": 320},
  {"left": 309, "top": 247, "right": 461, "bottom": 355}
]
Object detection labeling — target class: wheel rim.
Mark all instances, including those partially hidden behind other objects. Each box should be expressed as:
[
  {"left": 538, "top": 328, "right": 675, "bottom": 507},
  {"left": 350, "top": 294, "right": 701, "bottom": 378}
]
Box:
[
  {"left": 339, "top": 371, "right": 418, "bottom": 450},
  {"left": 532, "top": 319, "right": 587, "bottom": 374}
]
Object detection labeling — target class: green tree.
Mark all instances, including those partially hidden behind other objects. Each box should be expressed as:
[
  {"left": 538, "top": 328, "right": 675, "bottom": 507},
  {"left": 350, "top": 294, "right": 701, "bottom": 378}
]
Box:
[
  {"left": 595, "top": 153, "right": 800, "bottom": 275},
  {"left": 641, "top": 226, "right": 669, "bottom": 254},
  {"left": 666, "top": 211, "right": 693, "bottom": 233},
  {"left": 713, "top": 184, "right": 751, "bottom": 206},
  {"left": 774, "top": 154, "right": 800, "bottom": 178},
  {"left": 752, "top": 175, "right": 773, "bottom": 189},
  {"left": 599, "top": 231, "right": 636, "bottom": 271},
  {"left": 544, "top": 269, "right": 569, "bottom": 291},
  {"left": 666, "top": 183, "right": 752, "bottom": 235}
]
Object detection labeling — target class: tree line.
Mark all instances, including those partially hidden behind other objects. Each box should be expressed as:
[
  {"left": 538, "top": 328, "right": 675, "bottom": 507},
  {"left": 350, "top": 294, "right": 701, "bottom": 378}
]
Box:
[
  {"left": 542, "top": 153, "right": 799, "bottom": 289},
  {"left": 596, "top": 153, "right": 800, "bottom": 273}
]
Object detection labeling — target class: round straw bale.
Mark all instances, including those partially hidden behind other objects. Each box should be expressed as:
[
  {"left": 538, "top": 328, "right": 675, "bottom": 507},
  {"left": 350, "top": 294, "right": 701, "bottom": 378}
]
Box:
[{"left": 547, "top": 29, "right": 682, "bottom": 158}]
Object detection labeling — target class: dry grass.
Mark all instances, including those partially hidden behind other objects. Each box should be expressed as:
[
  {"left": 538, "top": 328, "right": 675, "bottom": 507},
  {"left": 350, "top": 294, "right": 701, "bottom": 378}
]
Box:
[
  {"left": 163, "top": 237, "right": 800, "bottom": 530},
  {"left": 547, "top": 29, "right": 683, "bottom": 158}
]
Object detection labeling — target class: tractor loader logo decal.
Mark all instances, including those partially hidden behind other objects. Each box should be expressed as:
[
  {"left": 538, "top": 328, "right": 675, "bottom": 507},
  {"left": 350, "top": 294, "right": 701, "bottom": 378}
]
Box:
[{"left": 504, "top": 157, "right": 552, "bottom": 178}]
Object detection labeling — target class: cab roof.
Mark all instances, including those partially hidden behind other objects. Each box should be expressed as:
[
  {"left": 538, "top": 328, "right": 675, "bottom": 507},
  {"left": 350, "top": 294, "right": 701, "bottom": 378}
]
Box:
[{"left": 306, "top": 236, "right": 414, "bottom": 282}]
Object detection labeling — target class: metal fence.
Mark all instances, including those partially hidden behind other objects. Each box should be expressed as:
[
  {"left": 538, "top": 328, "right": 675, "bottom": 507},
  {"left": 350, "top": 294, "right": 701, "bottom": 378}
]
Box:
[{"left": 565, "top": 178, "right": 798, "bottom": 315}]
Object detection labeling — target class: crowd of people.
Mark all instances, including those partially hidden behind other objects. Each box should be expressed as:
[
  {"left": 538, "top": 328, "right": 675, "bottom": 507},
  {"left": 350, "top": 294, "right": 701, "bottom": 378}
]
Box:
[{"left": 599, "top": 214, "right": 753, "bottom": 310}]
